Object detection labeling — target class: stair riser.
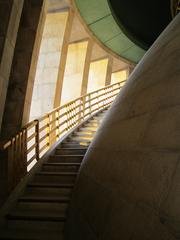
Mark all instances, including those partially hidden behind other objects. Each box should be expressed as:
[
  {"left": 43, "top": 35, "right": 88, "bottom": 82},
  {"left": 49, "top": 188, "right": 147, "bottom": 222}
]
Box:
[
  {"left": 42, "top": 165, "right": 80, "bottom": 172},
  {"left": 48, "top": 155, "right": 83, "bottom": 163}
]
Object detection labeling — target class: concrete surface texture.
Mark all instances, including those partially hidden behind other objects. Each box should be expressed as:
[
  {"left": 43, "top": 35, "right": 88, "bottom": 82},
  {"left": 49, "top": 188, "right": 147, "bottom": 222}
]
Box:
[{"left": 65, "top": 13, "right": 180, "bottom": 240}]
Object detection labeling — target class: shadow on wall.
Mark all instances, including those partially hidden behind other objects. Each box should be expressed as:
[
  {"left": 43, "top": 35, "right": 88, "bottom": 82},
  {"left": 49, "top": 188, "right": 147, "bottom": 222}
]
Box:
[{"left": 65, "top": 13, "right": 180, "bottom": 240}]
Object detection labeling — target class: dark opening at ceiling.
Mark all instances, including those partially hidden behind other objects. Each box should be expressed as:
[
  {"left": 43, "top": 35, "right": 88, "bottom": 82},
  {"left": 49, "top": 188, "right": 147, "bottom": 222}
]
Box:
[{"left": 108, "top": 0, "right": 172, "bottom": 49}]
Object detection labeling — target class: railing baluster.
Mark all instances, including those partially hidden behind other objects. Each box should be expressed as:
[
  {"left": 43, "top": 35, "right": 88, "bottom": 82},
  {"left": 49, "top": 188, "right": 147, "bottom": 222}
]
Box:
[
  {"left": 35, "top": 120, "right": 40, "bottom": 161},
  {"left": 46, "top": 114, "right": 50, "bottom": 148}
]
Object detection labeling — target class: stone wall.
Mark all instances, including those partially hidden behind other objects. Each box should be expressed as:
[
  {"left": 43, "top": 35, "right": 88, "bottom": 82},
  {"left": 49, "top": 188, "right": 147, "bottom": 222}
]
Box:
[{"left": 66, "top": 13, "right": 180, "bottom": 240}]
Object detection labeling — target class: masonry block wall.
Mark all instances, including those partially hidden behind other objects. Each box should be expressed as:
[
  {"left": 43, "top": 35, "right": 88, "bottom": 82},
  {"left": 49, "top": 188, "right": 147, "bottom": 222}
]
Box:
[{"left": 66, "top": 13, "right": 180, "bottom": 240}]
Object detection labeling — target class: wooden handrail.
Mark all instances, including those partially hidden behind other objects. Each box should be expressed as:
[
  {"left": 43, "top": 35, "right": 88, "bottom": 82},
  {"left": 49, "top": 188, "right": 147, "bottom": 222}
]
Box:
[{"left": 1, "top": 81, "right": 126, "bottom": 173}]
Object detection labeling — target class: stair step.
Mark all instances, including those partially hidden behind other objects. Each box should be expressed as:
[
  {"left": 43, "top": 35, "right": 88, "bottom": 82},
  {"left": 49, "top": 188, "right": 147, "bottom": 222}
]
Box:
[
  {"left": 66, "top": 137, "right": 92, "bottom": 143},
  {"left": 36, "top": 171, "right": 77, "bottom": 176},
  {"left": 88, "top": 119, "right": 101, "bottom": 123},
  {"left": 55, "top": 147, "right": 87, "bottom": 155},
  {"left": 32, "top": 171, "right": 77, "bottom": 185},
  {"left": 93, "top": 115, "right": 105, "bottom": 120},
  {"left": 85, "top": 122, "right": 99, "bottom": 127},
  {"left": 44, "top": 162, "right": 81, "bottom": 166},
  {"left": 65, "top": 137, "right": 92, "bottom": 142},
  {"left": 19, "top": 196, "right": 70, "bottom": 203},
  {"left": 42, "top": 162, "right": 81, "bottom": 172},
  {"left": 7, "top": 214, "right": 66, "bottom": 222},
  {"left": 7, "top": 201, "right": 67, "bottom": 221},
  {"left": 48, "top": 154, "right": 84, "bottom": 163},
  {"left": 73, "top": 132, "right": 94, "bottom": 137},
  {"left": 6, "top": 218, "right": 65, "bottom": 231},
  {"left": 71, "top": 135, "right": 93, "bottom": 139},
  {"left": 79, "top": 127, "right": 97, "bottom": 132},
  {"left": 24, "top": 186, "right": 72, "bottom": 199},
  {"left": 27, "top": 183, "right": 74, "bottom": 188},
  {"left": 60, "top": 142, "right": 89, "bottom": 148}
]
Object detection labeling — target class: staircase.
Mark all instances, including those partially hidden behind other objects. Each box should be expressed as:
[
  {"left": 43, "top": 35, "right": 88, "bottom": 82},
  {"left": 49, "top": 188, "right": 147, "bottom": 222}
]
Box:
[{"left": 0, "top": 109, "right": 107, "bottom": 240}]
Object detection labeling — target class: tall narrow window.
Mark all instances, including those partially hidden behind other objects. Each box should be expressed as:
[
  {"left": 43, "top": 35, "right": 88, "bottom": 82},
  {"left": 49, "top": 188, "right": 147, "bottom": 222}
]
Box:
[
  {"left": 60, "top": 41, "right": 88, "bottom": 105},
  {"left": 111, "top": 70, "right": 127, "bottom": 84},
  {"left": 87, "top": 58, "right": 108, "bottom": 92}
]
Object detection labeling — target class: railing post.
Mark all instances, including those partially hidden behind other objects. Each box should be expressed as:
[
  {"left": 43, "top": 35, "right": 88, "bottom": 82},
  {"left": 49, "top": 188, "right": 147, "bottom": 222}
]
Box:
[
  {"left": 88, "top": 94, "right": 91, "bottom": 117},
  {"left": 82, "top": 96, "right": 86, "bottom": 120},
  {"left": 35, "top": 120, "right": 40, "bottom": 161},
  {"left": 22, "top": 128, "right": 27, "bottom": 169},
  {"left": 46, "top": 114, "right": 51, "bottom": 148},
  {"left": 56, "top": 110, "right": 60, "bottom": 139}
]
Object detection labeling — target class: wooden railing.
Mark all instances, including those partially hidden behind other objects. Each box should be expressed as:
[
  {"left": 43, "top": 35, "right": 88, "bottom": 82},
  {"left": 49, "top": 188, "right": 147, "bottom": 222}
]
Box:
[{"left": 1, "top": 81, "right": 125, "bottom": 177}]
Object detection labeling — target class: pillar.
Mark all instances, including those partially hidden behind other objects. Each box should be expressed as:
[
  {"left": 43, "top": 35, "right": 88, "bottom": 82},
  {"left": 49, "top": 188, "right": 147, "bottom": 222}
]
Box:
[
  {"left": 105, "top": 56, "right": 113, "bottom": 86},
  {"left": 0, "top": 0, "right": 44, "bottom": 140},
  {"left": 0, "top": 0, "right": 24, "bottom": 132},
  {"left": 81, "top": 39, "right": 93, "bottom": 95}
]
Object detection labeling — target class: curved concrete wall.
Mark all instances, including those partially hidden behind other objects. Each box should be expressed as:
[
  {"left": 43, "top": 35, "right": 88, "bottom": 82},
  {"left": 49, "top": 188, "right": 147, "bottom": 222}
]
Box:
[{"left": 66, "top": 13, "right": 180, "bottom": 240}]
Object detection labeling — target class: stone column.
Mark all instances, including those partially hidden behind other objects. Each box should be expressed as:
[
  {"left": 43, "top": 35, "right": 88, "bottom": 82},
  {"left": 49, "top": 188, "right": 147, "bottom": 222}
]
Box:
[
  {"left": 22, "top": 0, "right": 47, "bottom": 125},
  {"left": 0, "top": 0, "right": 44, "bottom": 140},
  {"left": 0, "top": 0, "right": 24, "bottom": 133},
  {"left": 105, "top": 56, "right": 113, "bottom": 86},
  {"left": 81, "top": 39, "right": 93, "bottom": 96}
]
